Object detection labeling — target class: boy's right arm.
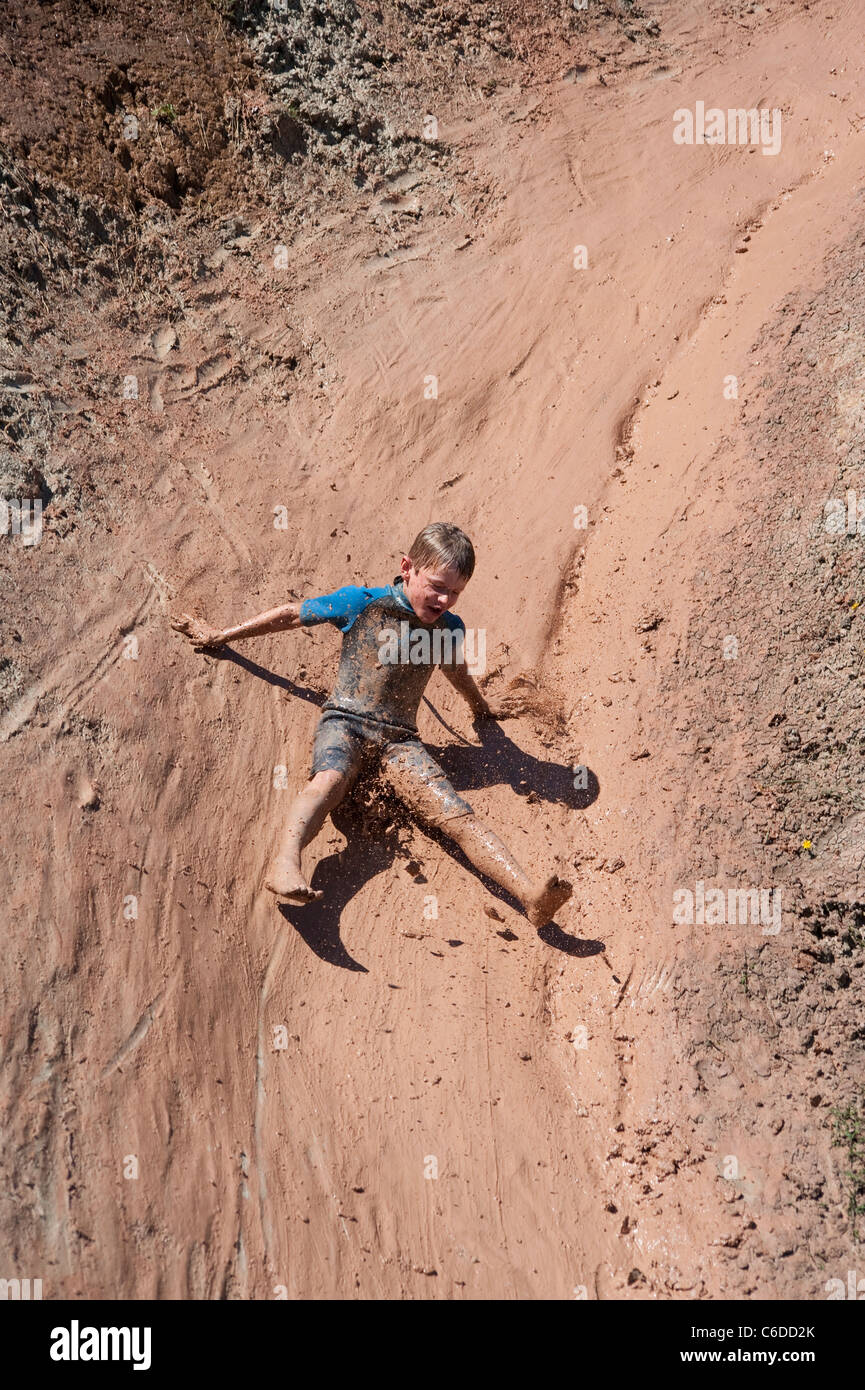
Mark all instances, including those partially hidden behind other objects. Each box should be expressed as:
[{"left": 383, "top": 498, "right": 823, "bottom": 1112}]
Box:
[{"left": 171, "top": 601, "right": 304, "bottom": 649}]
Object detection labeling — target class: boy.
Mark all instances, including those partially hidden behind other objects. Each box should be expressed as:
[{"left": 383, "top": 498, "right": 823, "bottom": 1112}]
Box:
[{"left": 171, "top": 523, "right": 572, "bottom": 927}]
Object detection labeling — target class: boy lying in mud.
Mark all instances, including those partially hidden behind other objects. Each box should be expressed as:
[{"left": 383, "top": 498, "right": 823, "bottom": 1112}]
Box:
[{"left": 171, "top": 522, "right": 572, "bottom": 928}]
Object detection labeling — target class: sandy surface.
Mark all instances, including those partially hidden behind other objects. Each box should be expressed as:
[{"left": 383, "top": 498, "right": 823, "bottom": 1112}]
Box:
[{"left": 1, "top": 0, "right": 864, "bottom": 1298}]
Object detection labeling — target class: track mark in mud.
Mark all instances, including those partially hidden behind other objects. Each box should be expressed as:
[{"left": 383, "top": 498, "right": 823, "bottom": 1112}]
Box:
[
  {"left": 0, "top": 678, "right": 47, "bottom": 744},
  {"left": 634, "top": 959, "right": 677, "bottom": 1002},
  {"left": 612, "top": 961, "right": 635, "bottom": 1010},
  {"left": 363, "top": 247, "right": 430, "bottom": 273},
  {"left": 564, "top": 150, "right": 596, "bottom": 208},
  {"left": 53, "top": 587, "right": 156, "bottom": 717},
  {"left": 193, "top": 354, "right": 233, "bottom": 394},
  {"left": 612, "top": 395, "right": 643, "bottom": 464},
  {"left": 482, "top": 932, "right": 514, "bottom": 1293},
  {"left": 607, "top": 161, "right": 848, "bottom": 537},
  {"left": 143, "top": 561, "right": 174, "bottom": 607},
  {"left": 101, "top": 978, "right": 175, "bottom": 1079},
  {"left": 253, "top": 925, "right": 290, "bottom": 1264},
  {"left": 220, "top": 1153, "right": 251, "bottom": 1300},
  {"left": 178, "top": 458, "right": 252, "bottom": 567},
  {"left": 507, "top": 335, "right": 542, "bottom": 380},
  {"left": 0, "top": 585, "right": 158, "bottom": 743}
]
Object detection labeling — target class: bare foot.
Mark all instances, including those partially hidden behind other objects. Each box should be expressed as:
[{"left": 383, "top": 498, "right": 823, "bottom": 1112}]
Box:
[
  {"left": 524, "top": 874, "right": 573, "bottom": 927},
  {"left": 265, "top": 861, "right": 323, "bottom": 906}
]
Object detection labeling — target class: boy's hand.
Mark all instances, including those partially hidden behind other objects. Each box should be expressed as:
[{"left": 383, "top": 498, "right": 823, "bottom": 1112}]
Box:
[
  {"left": 472, "top": 693, "right": 524, "bottom": 722},
  {"left": 170, "top": 612, "right": 227, "bottom": 649}
]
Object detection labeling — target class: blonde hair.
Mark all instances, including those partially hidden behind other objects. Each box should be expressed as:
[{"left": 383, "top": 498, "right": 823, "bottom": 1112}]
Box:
[{"left": 408, "top": 522, "right": 475, "bottom": 579}]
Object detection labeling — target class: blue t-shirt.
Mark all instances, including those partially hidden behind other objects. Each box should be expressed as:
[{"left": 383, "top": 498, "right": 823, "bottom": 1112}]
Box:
[
  {"left": 300, "top": 581, "right": 465, "bottom": 635},
  {"left": 298, "top": 579, "right": 465, "bottom": 730}
]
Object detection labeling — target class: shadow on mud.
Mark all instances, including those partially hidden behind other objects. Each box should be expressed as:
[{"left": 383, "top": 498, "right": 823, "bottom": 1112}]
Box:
[
  {"left": 217, "top": 649, "right": 325, "bottom": 706},
  {"left": 431, "top": 716, "right": 599, "bottom": 811}
]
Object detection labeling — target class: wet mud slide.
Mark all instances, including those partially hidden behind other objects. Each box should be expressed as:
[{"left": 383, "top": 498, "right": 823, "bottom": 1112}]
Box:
[{"left": 1, "top": 0, "right": 864, "bottom": 1308}]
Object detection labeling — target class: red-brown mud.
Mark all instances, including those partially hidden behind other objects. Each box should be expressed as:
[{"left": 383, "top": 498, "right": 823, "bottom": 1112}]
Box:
[{"left": 1, "top": 0, "right": 863, "bottom": 1299}]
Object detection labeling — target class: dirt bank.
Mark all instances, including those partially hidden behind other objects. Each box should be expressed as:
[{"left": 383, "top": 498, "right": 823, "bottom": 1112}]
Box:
[{"left": 1, "top": 0, "right": 863, "bottom": 1298}]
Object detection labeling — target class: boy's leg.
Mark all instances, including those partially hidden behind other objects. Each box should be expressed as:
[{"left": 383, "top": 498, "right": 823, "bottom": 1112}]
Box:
[
  {"left": 444, "top": 814, "right": 572, "bottom": 927},
  {"left": 380, "top": 742, "right": 572, "bottom": 927},
  {"left": 267, "top": 712, "right": 363, "bottom": 904},
  {"left": 266, "top": 769, "right": 350, "bottom": 903}
]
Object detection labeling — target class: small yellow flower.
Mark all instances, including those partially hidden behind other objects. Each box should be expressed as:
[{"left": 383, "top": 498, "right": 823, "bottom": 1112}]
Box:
[{"left": 802, "top": 839, "right": 812, "bottom": 850}]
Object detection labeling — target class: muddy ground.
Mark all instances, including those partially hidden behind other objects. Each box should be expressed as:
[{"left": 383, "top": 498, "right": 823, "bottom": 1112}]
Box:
[{"left": 1, "top": 0, "right": 863, "bottom": 1299}]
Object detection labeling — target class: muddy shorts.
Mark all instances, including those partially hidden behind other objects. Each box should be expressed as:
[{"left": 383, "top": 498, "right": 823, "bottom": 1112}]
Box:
[{"left": 310, "top": 708, "right": 473, "bottom": 825}]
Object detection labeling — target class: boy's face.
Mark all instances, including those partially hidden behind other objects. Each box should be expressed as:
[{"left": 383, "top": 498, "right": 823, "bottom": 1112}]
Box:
[{"left": 400, "top": 556, "right": 468, "bottom": 625}]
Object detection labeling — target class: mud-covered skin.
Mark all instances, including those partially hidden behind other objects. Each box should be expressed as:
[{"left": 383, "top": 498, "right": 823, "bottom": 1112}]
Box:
[
  {"left": 322, "top": 591, "right": 463, "bottom": 731},
  {"left": 311, "top": 709, "right": 474, "bottom": 823}
]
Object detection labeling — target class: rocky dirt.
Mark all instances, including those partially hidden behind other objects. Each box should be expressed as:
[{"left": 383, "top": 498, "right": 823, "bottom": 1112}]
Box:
[{"left": 1, "top": 0, "right": 863, "bottom": 1299}]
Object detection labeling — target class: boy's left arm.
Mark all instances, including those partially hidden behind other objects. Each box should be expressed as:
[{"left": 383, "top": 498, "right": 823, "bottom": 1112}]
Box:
[{"left": 442, "top": 661, "right": 521, "bottom": 721}]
